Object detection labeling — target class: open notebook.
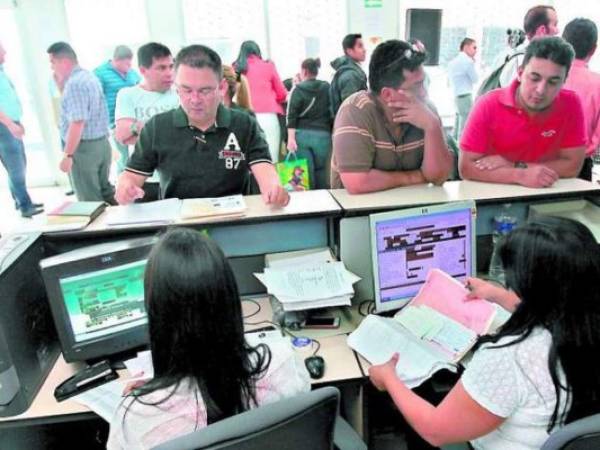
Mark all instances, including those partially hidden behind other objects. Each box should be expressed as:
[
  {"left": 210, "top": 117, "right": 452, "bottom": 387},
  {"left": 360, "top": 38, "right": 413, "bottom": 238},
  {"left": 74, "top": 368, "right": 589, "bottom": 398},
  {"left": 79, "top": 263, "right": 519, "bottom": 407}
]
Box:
[{"left": 348, "top": 269, "right": 497, "bottom": 387}]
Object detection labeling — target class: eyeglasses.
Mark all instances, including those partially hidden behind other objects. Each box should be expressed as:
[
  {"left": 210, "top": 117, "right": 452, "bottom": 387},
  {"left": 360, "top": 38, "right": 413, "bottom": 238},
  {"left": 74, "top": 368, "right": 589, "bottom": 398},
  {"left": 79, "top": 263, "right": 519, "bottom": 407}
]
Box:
[
  {"left": 176, "top": 84, "right": 219, "bottom": 98},
  {"left": 380, "top": 46, "right": 426, "bottom": 73}
]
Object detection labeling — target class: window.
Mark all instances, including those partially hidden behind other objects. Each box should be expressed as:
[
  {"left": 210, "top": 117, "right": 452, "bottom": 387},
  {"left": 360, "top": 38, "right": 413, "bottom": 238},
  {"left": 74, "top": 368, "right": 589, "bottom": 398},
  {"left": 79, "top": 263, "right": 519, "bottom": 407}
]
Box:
[
  {"left": 64, "top": 0, "right": 150, "bottom": 69},
  {"left": 0, "top": 8, "right": 51, "bottom": 186},
  {"left": 267, "top": 0, "right": 347, "bottom": 81}
]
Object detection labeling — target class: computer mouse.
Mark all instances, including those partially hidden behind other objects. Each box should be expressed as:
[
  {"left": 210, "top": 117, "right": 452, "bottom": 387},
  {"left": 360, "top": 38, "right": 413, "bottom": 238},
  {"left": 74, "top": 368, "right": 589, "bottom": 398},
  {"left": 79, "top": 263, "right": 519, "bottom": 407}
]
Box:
[{"left": 304, "top": 355, "right": 325, "bottom": 379}]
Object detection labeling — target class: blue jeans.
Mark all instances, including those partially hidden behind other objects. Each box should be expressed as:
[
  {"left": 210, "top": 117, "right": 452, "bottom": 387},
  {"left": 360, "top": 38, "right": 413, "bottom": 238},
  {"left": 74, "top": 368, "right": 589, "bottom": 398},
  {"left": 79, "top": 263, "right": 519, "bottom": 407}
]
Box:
[
  {"left": 0, "top": 122, "right": 32, "bottom": 211},
  {"left": 295, "top": 129, "right": 332, "bottom": 189}
]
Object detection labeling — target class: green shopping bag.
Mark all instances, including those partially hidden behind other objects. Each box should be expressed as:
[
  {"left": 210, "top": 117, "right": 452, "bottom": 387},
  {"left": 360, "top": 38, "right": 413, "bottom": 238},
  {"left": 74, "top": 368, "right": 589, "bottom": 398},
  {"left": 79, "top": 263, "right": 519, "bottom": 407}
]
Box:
[{"left": 276, "top": 153, "right": 311, "bottom": 192}]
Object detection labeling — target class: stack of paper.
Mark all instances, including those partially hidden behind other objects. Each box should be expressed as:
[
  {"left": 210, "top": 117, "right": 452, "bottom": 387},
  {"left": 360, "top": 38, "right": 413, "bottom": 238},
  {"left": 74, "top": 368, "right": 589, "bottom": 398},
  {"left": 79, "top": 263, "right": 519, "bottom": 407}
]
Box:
[
  {"left": 104, "top": 198, "right": 181, "bottom": 226},
  {"left": 255, "top": 248, "right": 360, "bottom": 311},
  {"left": 180, "top": 195, "right": 247, "bottom": 220}
]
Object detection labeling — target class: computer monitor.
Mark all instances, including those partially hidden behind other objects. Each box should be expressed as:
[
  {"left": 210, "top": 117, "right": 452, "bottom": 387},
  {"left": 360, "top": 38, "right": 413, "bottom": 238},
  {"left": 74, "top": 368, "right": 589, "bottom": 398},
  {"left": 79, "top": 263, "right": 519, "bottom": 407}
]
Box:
[
  {"left": 370, "top": 200, "right": 476, "bottom": 313},
  {"left": 40, "top": 236, "right": 158, "bottom": 363}
]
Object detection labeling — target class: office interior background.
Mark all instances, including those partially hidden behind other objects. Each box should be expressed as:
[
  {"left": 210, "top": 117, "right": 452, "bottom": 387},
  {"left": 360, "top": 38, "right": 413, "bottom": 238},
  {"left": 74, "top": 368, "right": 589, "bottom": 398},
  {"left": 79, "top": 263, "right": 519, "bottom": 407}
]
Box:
[{"left": 1, "top": 0, "right": 599, "bottom": 192}]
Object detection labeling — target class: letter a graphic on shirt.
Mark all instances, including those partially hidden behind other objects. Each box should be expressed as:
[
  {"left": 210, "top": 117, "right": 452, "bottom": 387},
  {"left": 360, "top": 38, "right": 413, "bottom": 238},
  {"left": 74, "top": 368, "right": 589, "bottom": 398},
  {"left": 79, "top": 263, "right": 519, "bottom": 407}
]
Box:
[{"left": 225, "top": 133, "right": 241, "bottom": 151}]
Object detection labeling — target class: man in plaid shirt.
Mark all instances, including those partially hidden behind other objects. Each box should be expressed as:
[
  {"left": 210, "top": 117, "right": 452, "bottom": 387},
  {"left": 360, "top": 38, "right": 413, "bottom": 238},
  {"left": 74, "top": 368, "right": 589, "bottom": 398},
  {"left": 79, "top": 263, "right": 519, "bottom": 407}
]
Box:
[{"left": 48, "top": 42, "right": 115, "bottom": 203}]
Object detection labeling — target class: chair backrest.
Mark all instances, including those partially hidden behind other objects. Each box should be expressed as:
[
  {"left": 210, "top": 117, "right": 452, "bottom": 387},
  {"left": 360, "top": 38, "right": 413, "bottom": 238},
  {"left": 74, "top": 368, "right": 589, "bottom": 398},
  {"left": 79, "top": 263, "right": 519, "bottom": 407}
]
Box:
[
  {"left": 541, "top": 413, "right": 600, "bottom": 450},
  {"left": 152, "top": 386, "right": 340, "bottom": 450}
]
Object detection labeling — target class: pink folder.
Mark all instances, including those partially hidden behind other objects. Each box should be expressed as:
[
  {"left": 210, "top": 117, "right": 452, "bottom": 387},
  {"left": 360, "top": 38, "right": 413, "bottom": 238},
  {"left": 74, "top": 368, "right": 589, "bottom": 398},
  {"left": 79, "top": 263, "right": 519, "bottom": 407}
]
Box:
[{"left": 409, "top": 269, "right": 496, "bottom": 335}]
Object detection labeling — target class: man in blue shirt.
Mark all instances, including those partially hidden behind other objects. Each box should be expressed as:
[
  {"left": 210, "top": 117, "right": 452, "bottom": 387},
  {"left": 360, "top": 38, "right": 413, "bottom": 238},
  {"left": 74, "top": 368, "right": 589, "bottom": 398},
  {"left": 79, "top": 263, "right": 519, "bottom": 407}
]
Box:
[
  {"left": 0, "top": 42, "right": 43, "bottom": 217},
  {"left": 94, "top": 45, "right": 141, "bottom": 174},
  {"left": 48, "top": 42, "right": 114, "bottom": 203},
  {"left": 447, "top": 38, "right": 479, "bottom": 139}
]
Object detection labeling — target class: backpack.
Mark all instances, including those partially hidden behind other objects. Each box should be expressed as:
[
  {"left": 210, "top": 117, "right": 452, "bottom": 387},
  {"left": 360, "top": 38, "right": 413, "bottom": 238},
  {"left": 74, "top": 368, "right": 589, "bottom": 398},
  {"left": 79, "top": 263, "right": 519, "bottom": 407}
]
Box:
[
  {"left": 329, "top": 66, "right": 353, "bottom": 118},
  {"left": 476, "top": 51, "right": 524, "bottom": 98}
]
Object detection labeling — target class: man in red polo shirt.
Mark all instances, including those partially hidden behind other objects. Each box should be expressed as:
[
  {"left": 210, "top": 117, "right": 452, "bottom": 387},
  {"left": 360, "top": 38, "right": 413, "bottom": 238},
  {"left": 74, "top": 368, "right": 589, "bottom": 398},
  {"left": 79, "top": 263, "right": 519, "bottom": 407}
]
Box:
[{"left": 459, "top": 36, "right": 586, "bottom": 188}]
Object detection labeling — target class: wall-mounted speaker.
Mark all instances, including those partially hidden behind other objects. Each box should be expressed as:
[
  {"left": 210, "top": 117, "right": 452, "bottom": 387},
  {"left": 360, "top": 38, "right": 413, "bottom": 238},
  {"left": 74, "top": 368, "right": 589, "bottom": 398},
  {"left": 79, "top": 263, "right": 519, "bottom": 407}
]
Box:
[{"left": 406, "top": 9, "right": 442, "bottom": 66}]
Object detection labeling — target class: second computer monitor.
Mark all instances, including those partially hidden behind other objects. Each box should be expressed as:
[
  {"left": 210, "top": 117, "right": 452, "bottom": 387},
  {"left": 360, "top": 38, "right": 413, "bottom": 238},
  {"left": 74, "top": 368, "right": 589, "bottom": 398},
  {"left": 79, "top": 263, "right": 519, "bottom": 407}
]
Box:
[{"left": 370, "top": 200, "right": 476, "bottom": 313}]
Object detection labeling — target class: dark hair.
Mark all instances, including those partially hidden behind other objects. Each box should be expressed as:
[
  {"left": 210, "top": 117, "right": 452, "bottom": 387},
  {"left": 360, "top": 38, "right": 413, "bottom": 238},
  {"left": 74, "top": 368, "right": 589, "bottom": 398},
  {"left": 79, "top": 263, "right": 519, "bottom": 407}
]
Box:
[
  {"left": 368, "top": 39, "right": 426, "bottom": 94},
  {"left": 524, "top": 5, "right": 555, "bottom": 39},
  {"left": 522, "top": 36, "right": 575, "bottom": 75},
  {"left": 460, "top": 38, "right": 475, "bottom": 51},
  {"left": 46, "top": 41, "right": 77, "bottom": 61},
  {"left": 233, "top": 40, "right": 262, "bottom": 75},
  {"left": 563, "top": 18, "right": 598, "bottom": 60},
  {"left": 477, "top": 217, "right": 600, "bottom": 430},
  {"left": 125, "top": 228, "right": 271, "bottom": 424},
  {"left": 342, "top": 33, "right": 362, "bottom": 53},
  {"left": 137, "top": 42, "right": 171, "bottom": 69},
  {"left": 301, "top": 57, "right": 321, "bottom": 76},
  {"left": 175, "top": 44, "right": 222, "bottom": 78},
  {"left": 507, "top": 28, "right": 526, "bottom": 49}
]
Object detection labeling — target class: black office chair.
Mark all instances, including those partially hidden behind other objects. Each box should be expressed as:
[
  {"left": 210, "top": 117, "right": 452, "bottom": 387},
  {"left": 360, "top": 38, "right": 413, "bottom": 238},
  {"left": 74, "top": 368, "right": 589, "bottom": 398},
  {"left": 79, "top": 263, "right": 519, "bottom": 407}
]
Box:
[
  {"left": 151, "top": 386, "right": 367, "bottom": 450},
  {"left": 541, "top": 413, "right": 600, "bottom": 450}
]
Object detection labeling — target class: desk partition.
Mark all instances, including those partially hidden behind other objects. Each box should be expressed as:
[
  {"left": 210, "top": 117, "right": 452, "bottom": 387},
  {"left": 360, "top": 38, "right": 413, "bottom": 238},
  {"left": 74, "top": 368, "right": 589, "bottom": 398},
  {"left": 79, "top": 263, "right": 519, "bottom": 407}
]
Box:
[{"left": 332, "top": 179, "right": 600, "bottom": 302}]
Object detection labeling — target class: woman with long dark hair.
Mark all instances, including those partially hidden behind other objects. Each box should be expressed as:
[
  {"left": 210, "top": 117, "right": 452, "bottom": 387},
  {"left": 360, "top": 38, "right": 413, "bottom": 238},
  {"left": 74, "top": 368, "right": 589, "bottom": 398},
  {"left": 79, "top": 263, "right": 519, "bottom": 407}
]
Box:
[
  {"left": 287, "top": 58, "right": 332, "bottom": 189},
  {"left": 222, "top": 64, "right": 254, "bottom": 115},
  {"left": 107, "top": 228, "right": 310, "bottom": 449},
  {"left": 369, "top": 216, "right": 600, "bottom": 449},
  {"left": 234, "top": 40, "right": 288, "bottom": 163}
]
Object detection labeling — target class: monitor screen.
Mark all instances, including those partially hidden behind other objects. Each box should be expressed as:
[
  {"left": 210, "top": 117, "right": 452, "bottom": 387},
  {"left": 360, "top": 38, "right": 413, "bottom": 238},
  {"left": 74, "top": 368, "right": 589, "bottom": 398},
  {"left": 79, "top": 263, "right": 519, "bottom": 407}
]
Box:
[
  {"left": 370, "top": 201, "right": 476, "bottom": 313},
  {"left": 59, "top": 260, "right": 147, "bottom": 344},
  {"left": 40, "top": 236, "right": 157, "bottom": 363}
]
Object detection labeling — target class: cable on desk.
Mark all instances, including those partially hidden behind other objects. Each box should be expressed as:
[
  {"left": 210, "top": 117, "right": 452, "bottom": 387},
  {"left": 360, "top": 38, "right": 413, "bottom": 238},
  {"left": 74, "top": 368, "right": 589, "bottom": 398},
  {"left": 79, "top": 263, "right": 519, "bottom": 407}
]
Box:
[
  {"left": 281, "top": 326, "right": 322, "bottom": 357},
  {"left": 244, "top": 319, "right": 280, "bottom": 329},
  {"left": 241, "top": 298, "right": 261, "bottom": 320},
  {"left": 358, "top": 300, "right": 375, "bottom": 317}
]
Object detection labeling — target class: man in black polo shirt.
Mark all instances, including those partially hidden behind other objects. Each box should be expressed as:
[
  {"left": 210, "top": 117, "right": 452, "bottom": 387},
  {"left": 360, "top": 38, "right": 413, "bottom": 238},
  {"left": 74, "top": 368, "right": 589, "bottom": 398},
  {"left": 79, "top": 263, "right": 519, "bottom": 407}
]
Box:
[{"left": 115, "top": 45, "right": 289, "bottom": 206}]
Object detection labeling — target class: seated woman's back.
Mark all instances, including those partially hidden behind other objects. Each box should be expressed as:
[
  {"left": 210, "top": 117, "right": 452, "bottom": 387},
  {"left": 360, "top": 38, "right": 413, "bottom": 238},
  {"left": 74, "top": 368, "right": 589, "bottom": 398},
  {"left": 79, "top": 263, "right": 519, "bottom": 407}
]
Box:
[
  {"left": 106, "top": 229, "right": 310, "bottom": 449},
  {"left": 108, "top": 340, "right": 310, "bottom": 449}
]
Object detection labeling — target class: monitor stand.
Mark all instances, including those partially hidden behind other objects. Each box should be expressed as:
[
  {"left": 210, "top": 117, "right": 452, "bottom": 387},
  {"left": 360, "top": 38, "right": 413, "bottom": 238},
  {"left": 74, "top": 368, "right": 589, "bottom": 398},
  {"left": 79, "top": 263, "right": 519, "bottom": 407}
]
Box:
[{"left": 86, "top": 344, "right": 149, "bottom": 371}]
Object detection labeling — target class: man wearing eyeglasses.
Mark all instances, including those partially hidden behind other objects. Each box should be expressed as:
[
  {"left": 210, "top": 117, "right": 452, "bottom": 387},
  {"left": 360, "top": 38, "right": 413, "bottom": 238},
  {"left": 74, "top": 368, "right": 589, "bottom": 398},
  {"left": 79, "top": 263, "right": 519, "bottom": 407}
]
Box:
[
  {"left": 116, "top": 45, "right": 289, "bottom": 207},
  {"left": 330, "top": 39, "right": 452, "bottom": 194}
]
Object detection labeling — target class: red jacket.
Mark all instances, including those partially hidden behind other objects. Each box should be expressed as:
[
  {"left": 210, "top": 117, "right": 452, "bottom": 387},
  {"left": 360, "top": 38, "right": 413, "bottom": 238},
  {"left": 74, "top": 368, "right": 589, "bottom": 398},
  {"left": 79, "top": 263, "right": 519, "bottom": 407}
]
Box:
[{"left": 243, "top": 55, "right": 288, "bottom": 114}]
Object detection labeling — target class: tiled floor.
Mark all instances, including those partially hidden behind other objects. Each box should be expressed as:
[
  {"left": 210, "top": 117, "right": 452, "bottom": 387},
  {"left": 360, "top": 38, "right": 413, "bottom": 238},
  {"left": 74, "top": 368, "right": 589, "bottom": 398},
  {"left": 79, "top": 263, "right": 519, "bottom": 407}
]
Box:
[{"left": 0, "top": 185, "right": 71, "bottom": 237}]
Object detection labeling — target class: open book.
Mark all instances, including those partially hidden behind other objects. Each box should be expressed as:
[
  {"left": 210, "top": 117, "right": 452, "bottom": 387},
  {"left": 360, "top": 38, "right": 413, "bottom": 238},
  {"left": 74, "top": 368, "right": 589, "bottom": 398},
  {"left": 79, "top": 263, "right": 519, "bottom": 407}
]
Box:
[
  {"left": 180, "top": 195, "right": 247, "bottom": 220},
  {"left": 348, "top": 269, "right": 496, "bottom": 387}
]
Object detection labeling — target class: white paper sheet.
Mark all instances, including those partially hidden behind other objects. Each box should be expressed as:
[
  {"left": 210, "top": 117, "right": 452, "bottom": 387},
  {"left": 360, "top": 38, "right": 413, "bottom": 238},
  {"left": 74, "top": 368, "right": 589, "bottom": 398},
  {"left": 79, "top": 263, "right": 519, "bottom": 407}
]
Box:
[
  {"left": 263, "top": 262, "right": 354, "bottom": 301},
  {"left": 105, "top": 198, "right": 181, "bottom": 226},
  {"left": 71, "top": 379, "right": 123, "bottom": 422},
  {"left": 180, "top": 195, "right": 247, "bottom": 219}
]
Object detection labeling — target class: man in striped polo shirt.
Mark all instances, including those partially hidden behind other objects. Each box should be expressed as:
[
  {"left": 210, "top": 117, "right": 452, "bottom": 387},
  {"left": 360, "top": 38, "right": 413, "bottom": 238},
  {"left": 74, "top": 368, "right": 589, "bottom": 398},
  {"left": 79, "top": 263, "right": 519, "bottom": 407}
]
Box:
[
  {"left": 331, "top": 39, "right": 452, "bottom": 193},
  {"left": 94, "top": 45, "right": 141, "bottom": 174}
]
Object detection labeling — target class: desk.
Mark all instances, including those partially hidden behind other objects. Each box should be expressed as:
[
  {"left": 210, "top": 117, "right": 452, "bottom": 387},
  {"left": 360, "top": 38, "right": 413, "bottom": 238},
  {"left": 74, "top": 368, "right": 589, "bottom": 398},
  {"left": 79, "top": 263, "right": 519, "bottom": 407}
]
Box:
[
  {"left": 333, "top": 179, "right": 600, "bottom": 301},
  {"left": 330, "top": 179, "right": 600, "bottom": 214},
  {"left": 0, "top": 297, "right": 367, "bottom": 442},
  {"left": 44, "top": 190, "right": 343, "bottom": 296}
]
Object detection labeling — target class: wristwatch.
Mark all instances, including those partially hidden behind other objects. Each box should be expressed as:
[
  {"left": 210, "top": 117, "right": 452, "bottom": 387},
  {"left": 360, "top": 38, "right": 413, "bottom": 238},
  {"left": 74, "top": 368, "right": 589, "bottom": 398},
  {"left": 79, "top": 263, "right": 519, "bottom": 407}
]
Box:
[
  {"left": 130, "top": 122, "right": 140, "bottom": 137},
  {"left": 514, "top": 161, "right": 528, "bottom": 169}
]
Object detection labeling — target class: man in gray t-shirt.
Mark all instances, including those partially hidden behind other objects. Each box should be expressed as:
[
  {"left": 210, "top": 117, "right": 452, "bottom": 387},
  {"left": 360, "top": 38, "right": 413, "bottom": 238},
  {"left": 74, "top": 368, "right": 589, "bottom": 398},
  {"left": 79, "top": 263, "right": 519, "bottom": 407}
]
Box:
[
  {"left": 114, "top": 43, "right": 178, "bottom": 155},
  {"left": 114, "top": 43, "right": 178, "bottom": 189}
]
